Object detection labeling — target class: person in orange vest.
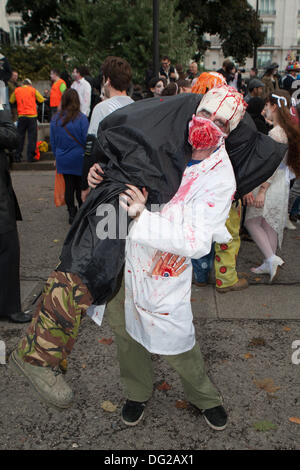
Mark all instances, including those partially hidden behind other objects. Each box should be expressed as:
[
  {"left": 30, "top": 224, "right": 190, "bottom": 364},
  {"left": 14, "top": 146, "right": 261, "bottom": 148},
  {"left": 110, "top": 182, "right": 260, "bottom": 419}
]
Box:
[
  {"left": 50, "top": 69, "right": 67, "bottom": 117},
  {"left": 10, "top": 78, "right": 45, "bottom": 162}
]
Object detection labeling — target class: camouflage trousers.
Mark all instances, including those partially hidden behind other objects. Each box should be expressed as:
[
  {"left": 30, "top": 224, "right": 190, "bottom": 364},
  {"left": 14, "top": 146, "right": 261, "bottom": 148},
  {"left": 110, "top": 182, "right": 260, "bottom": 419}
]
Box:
[{"left": 18, "top": 271, "right": 93, "bottom": 368}]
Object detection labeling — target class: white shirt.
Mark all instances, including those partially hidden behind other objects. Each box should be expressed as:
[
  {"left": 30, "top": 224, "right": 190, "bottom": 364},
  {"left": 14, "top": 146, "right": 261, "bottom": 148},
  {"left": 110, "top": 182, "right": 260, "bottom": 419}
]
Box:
[
  {"left": 71, "top": 78, "right": 92, "bottom": 117},
  {"left": 88, "top": 95, "right": 134, "bottom": 136},
  {"left": 125, "top": 146, "right": 236, "bottom": 355}
]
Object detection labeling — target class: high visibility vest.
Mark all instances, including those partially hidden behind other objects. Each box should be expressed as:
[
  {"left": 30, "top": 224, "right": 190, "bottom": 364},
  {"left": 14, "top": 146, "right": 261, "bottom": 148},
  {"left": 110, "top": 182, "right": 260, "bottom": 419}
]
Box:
[
  {"left": 50, "top": 79, "right": 66, "bottom": 107},
  {"left": 14, "top": 86, "right": 38, "bottom": 116}
]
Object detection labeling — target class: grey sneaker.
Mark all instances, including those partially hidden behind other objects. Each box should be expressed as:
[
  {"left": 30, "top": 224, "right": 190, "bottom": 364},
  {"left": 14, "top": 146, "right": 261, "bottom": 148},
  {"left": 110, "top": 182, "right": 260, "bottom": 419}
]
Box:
[{"left": 9, "top": 349, "right": 74, "bottom": 409}]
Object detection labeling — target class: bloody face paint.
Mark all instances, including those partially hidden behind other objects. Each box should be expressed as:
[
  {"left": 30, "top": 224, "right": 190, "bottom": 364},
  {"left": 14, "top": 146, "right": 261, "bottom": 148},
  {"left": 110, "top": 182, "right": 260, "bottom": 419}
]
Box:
[{"left": 188, "top": 115, "right": 226, "bottom": 150}]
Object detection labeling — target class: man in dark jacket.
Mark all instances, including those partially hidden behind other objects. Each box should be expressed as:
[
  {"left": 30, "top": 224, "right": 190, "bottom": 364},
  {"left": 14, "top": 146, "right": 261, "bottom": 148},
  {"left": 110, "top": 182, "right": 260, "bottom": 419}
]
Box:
[{"left": 0, "top": 106, "right": 31, "bottom": 323}]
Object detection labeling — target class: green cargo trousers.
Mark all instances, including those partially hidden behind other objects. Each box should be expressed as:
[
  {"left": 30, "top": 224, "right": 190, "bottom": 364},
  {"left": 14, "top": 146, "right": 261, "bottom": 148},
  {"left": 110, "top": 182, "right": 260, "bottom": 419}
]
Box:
[
  {"left": 107, "top": 283, "right": 222, "bottom": 411},
  {"left": 18, "top": 271, "right": 222, "bottom": 410}
]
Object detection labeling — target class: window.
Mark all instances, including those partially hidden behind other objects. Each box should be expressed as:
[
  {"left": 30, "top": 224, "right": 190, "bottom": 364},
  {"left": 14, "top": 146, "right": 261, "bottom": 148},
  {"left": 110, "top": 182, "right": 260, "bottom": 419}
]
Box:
[
  {"left": 259, "top": 0, "right": 276, "bottom": 15},
  {"left": 9, "top": 21, "right": 24, "bottom": 45},
  {"left": 257, "top": 51, "right": 273, "bottom": 68},
  {"left": 261, "top": 22, "right": 274, "bottom": 45}
]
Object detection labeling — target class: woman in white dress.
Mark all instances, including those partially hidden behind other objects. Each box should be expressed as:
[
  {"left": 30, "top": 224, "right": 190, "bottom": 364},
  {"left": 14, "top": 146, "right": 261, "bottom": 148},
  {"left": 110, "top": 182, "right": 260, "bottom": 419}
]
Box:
[{"left": 244, "top": 90, "right": 300, "bottom": 282}]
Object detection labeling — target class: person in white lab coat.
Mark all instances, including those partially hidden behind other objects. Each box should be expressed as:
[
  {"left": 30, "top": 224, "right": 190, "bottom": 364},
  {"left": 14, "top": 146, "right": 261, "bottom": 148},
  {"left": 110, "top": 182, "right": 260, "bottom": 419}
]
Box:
[{"left": 89, "top": 85, "right": 247, "bottom": 431}]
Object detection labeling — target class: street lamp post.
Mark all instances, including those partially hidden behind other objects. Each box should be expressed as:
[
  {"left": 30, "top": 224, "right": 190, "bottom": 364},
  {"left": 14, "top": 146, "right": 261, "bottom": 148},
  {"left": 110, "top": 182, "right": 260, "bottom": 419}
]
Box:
[
  {"left": 153, "top": 0, "right": 159, "bottom": 77},
  {"left": 253, "top": 0, "right": 259, "bottom": 69}
]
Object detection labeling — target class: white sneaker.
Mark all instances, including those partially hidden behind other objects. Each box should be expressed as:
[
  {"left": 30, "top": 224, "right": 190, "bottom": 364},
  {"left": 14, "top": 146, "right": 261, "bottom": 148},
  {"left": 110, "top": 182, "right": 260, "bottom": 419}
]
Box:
[{"left": 285, "top": 219, "right": 296, "bottom": 230}]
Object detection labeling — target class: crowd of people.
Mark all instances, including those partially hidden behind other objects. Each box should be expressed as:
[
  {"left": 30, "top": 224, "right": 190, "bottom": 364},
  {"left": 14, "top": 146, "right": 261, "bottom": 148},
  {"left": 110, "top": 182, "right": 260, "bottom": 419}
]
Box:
[{"left": 1, "top": 51, "right": 300, "bottom": 433}]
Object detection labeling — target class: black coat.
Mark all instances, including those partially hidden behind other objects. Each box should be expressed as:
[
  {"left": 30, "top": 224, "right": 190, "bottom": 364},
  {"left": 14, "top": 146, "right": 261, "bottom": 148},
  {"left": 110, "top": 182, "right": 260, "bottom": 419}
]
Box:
[
  {"left": 59, "top": 94, "right": 287, "bottom": 303},
  {"left": 0, "top": 109, "right": 22, "bottom": 234}
]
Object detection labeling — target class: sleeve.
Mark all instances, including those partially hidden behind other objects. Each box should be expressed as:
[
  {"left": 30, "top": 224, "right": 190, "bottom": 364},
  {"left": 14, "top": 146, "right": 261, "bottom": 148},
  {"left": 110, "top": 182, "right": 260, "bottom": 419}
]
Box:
[
  {"left": 83, "top": 82, "right": 91, "bottom": 116},
  {"left": 88, "top": 104, "right": 104, "bottom": 136},
  {"left": 9, "top": 91, "right": 16, "bottom": 104},
  {"left": 80, "top": 115, "right": 89, "bottom": 144},
  {"left": 0, "top": 110, "right": 19, "bottom": 150},
  {"left": 35, "top": 89, "right": 45, "bottom": 103},
  {"left": 128, "top": 177, "right": 234, "bottom": 259},
  {"left": 60, "top": 83, "right": 67, "bottom": 94}
]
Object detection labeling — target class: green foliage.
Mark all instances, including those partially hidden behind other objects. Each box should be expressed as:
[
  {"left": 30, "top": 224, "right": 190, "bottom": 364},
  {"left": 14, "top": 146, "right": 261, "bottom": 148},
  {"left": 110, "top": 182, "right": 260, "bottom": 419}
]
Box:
[
  {"left": 6, "top": 0, "right": 62, "bottom": 43},
  {"left": 178, "top": 0, "right": 265, "bottom": 64},
  {"left": 1, "top": 43, "right": 65, "bottom": 80},
  {"left": 59, "top": 0, "right": 197, "bottom": 83}
]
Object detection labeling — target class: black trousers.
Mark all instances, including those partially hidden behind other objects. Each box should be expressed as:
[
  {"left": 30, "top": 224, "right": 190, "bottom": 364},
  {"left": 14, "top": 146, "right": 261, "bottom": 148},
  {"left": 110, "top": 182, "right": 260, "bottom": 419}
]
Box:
[
  {"left": 0, "top": 229, "right": 22, "bottom": 317},
  {"left": 63, "top": 174, "right": 82, "bottom": 211},
  {"left": 17, "top": 117, "right": 37, "bottom": 162}
]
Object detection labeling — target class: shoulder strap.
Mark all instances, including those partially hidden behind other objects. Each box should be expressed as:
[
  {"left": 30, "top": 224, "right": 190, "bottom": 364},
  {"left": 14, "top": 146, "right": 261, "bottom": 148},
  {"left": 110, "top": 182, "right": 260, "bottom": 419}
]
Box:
[{"left": 62, "top": 124, "right": 85, "bottom": 148}]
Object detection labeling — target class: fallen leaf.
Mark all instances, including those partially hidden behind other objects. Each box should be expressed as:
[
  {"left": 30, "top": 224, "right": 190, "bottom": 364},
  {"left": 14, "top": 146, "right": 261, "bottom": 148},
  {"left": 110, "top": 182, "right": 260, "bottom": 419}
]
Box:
[
  {"left": 101, "top": 401, "right": 117, "bottom": 412},
  {"left": 262, "top": 304, "right": 269, "bottom": 308},
  {"left": 254, "top": 277, "right": 262, "bottom": 282},
  {"left": 289, "top": 417, "right": 300, "bottom": 425},
  {"left": 253, "top": 420, "right": 277, "bottom": 432},
  {"left": 53, "top": 239, "right": 60, "bottom": 243},
  {"left": 254, "top": 378, "right": 280, "bottom": 394},
  {"left": 72, "top": 443, "right": 79, "bottom": 448},
  {"left": 157, "top": 381, "right": 172, "bottom": 391},
  {"left": 248, "top": 337, "right": 266, "bottom": 347},
  {"left": 175, "top": 400, "right": 188, "bottom": 409},
  {"left": 82, "top": 364, "right": 86, "bottom": 369},
  {"left": 190, "top": 298, "right": 196, "bottom": 302},
  {"left": 98, "top": 338, "right": 113, "bottom": 345},
  {"left": 264, "top": 314, "right": 272, "bottom": 318},
  {"left": 283, "top": 327, "right": 291, "bottom": 332},
  {"left": 59, "top": 359, "right": 68, "bottom": 373},
  {"left": 244, "top": 353, "right": 254, "bottom": 359},
  {"left": 293, "top": 236, "right": 300, "bottom": 240}
]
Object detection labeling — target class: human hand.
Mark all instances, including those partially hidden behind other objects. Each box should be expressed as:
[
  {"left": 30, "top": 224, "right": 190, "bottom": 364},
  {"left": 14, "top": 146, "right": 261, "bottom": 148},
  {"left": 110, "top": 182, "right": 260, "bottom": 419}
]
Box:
[
  {"left": 254, "top": 189, "right": 266, "bottom": 208},
  {"left": 81, "top": 188, "right": 91, "bottom": 203},
  {"left": 87, "top": 163, "right": 104, "bottom": 188},
  {"left": 243, "top": 192, "right": 255, "bottom": 206},
  {"left": 151, "top": 252, "right": 187, "bottom": 277},
  {"left": 119, "top": 184, "right": 148, "bottom": 219}
]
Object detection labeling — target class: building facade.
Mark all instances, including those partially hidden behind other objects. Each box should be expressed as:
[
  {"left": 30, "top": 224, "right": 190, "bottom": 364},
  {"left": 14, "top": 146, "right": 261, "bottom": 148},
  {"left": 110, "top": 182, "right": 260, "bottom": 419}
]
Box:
[
  {"left": 0, "top": 0, "right": 26, "bottom": 46},
  {"left": 204, "top": 0, "right": 300, "bottom": 72}
]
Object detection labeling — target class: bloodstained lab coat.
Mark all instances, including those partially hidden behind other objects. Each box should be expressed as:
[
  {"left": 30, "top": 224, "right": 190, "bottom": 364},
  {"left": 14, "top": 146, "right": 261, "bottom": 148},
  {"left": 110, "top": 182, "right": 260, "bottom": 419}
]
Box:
[{"left": 125, "top": 145, "right": 235, "bottom": 355}]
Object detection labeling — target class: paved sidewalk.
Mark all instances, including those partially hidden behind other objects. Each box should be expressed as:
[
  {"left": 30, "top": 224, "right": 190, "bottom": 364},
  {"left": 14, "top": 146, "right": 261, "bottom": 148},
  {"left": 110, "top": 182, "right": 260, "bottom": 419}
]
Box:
[{"left": 0, "top": 171, "right": 300, "bottom": 451}]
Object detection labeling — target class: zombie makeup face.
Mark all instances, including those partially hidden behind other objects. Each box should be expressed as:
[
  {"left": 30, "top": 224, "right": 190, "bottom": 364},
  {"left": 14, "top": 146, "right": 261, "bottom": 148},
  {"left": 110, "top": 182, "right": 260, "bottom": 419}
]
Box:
[
  {"left": 188, "top": 114, "right": 227, "bottom": 152},
  {"left": 151, "top": 80, "right": 164, "bottom": 97},
  {"left": 196, "top": 85, "right": 247, "bottom": 133}
]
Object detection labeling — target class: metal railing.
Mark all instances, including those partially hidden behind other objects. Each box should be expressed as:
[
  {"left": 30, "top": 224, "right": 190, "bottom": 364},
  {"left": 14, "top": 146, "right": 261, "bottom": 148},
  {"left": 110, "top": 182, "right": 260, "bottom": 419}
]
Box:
[
  {"left": 263, "top": 37, "right": 275, "bottom": 45},
  {"left": 259, "top": 9, "right": 276, "bottom": 15}
]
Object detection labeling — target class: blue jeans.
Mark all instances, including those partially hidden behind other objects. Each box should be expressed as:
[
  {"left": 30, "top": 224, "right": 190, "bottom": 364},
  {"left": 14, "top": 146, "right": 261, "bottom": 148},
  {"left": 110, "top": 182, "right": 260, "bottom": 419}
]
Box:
[{"left": 192, "top": 243, "right": 215, "bottom": 284}]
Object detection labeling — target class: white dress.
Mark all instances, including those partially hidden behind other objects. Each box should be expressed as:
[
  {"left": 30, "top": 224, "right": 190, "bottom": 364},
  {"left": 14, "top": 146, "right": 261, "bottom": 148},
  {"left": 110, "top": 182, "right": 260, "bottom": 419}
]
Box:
[
  {"left": 124, "top": 145, "right": 236, "bottom": 355},
  {"left": 245, "top": 125, "right": 289, "bottom": 248}
]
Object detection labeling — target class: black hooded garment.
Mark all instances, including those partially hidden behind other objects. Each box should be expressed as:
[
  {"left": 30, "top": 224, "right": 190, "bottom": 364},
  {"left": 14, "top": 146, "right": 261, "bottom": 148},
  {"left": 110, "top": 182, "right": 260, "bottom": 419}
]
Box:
[{"left": 58, "top": 93, "right": 287, "bottom": 304}]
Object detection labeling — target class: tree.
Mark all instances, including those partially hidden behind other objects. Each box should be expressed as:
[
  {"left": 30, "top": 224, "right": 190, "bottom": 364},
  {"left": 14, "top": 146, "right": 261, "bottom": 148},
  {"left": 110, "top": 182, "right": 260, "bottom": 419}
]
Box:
[
  {"left": 5, "top": 0, "right": 198, "bottom": 82},
  {"left": 6, "top": 0, "right": 62, "bottom": 43},
  {"left": 177, "top": 0, "right": 265, "bottom": 64},
  {"left": 1, "top": 43, "right": 65, "bottom": 80},
  {"left": 59, "top": 0, "right": 197, "bottom": 82}
]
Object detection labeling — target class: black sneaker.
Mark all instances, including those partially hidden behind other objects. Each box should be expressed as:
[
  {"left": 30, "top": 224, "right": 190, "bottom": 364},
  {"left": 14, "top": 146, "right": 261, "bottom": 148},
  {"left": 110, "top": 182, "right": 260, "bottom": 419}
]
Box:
[
  {"left": 121, "top": 399, "right": 147, "bottom": 426},
  {"left": 202, "top": 405, "right": 228, "bottom": 431}
]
